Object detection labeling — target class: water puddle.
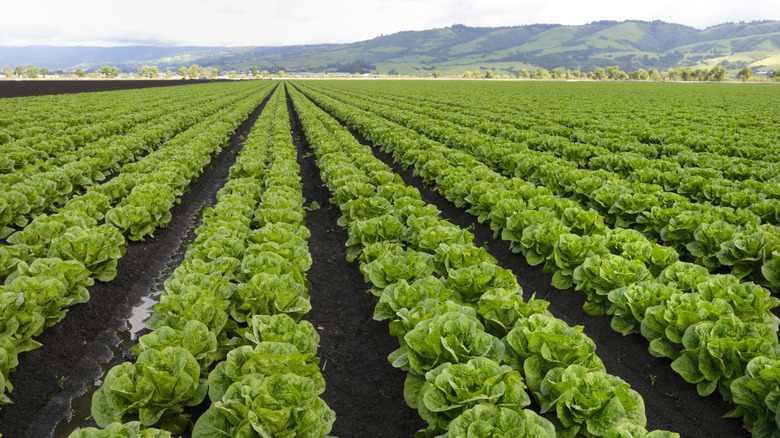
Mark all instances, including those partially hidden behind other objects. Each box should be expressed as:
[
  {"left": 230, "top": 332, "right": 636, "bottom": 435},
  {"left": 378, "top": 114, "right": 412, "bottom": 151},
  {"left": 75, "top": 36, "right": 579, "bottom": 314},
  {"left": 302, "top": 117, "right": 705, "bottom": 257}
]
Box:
[{"left": 51, "top": 202, "right": 210, "bottom": 437}]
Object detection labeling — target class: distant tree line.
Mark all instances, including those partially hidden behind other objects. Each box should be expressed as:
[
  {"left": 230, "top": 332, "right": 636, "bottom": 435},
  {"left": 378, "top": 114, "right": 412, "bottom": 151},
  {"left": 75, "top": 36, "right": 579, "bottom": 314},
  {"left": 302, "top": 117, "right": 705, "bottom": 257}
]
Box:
[
  {"left": 3, "top": 64, "right": 50, "bottom": 78},
  {"left": 4, "top": 62, "right": 777, "bottom": 82},
  {"left": 454, "top": 65, "right": 779, "bottom": 82}
]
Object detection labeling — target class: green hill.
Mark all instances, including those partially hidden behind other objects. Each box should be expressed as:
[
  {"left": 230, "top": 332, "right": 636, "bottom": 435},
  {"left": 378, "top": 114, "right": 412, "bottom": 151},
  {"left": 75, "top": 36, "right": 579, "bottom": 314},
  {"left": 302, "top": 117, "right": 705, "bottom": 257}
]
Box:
[{"left": 3, "top": 20, "right": 779, "bottom": 76}]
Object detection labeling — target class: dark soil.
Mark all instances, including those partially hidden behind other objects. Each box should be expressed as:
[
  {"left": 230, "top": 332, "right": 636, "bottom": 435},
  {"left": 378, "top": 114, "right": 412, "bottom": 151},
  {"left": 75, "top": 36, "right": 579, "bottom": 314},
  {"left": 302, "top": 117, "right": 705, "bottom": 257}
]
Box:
[
  {"left": 0, "top": 79, "right": 232, "bottom": 98},
  {"left": 0, "top": 80, "right": 752, "bottom": 438},
  {"left": 287, "top": 86, "right": 426, "bottom": 437}
]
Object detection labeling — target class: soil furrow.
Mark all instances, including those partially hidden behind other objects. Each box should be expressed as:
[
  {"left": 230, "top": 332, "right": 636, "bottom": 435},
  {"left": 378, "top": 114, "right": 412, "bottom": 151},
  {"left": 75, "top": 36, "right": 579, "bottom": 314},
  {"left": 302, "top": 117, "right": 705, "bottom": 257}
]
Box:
[{"left": 286, "top": 85, "right": 426, "bottom": 437}]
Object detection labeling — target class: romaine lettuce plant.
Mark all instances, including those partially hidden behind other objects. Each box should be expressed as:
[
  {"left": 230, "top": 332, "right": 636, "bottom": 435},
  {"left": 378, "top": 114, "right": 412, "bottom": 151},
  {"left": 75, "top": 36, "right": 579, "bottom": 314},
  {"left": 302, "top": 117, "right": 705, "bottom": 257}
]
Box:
[
  {"left": 130, "top": 320, "right": 218, "bottom": 374},
  {"left": 536, "top": 364, "right": 647, "bottom": 438},
  {"left": 67, "top": 421, "right": 173, "bottom": 438},
  {"left": 505, "top": 313, "right": 605, "bottom": 394},
  {"left": 572, "top": 254, "right": 652, "bottom": 316},
  {"left": 91, "top": 346, "right": 208, "bottom": 432},
  {"left": 362, "top": 249, "right": 435, "bottom": 297},
  {"left": 411, "top": 357, "right": 531, "bottom": 432},
  {"left": 191, "top": 374, "right": 335, "bottom": 438},
  {"left": 607, "top": 282, "right": 678, "bottom": 335},
  {"left": 728, "top": 356, "right": 780, "bottom": 438},
  {"left": 438, "top": 403, "right": 556, "bottom": 438},
  {"left": 477, "top": 288, "right": 551, "bottom": 338},
  {"left": 433, "top": 243, "right": 497, "bottom": 275},
  {"left": 445, "top": 262, "right": 519, "bottom": 303},
  {"left": 548, "top": 233, "right": 609, "bottom": 290},
  {"left": 207, "top": 342, "right": 324, "bottom": 402},
  {"left": 670, "top": 316, "right": 780, "bottom": 398},
  {"left": 389, "top": 311, "right": 504, "bottom": 376},
  {"left": 374, "top": 277, "right": 460, "bottom": 322},
  {"left": 47, "top": 224, "right": 126, "bottom": 282},
  {"left": 237, "top": 313, "right": 320, "bottom": 358},
  {"left": 229, "top": 272, "right": 311, "bottom": 323}
]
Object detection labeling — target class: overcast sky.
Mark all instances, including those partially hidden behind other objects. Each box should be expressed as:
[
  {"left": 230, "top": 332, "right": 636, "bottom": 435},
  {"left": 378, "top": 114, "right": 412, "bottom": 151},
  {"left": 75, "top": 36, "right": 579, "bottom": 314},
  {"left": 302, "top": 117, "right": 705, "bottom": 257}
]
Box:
[{"left": 1, "top": 0, "right": 777, "bottom": 47}]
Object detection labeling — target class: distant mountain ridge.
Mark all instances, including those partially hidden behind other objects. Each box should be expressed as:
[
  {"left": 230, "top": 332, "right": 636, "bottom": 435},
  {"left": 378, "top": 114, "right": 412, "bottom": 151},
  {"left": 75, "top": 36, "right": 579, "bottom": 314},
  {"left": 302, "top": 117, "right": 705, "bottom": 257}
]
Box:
[{"left": 2, "top": 20, "right": 779, "bottom": 75}]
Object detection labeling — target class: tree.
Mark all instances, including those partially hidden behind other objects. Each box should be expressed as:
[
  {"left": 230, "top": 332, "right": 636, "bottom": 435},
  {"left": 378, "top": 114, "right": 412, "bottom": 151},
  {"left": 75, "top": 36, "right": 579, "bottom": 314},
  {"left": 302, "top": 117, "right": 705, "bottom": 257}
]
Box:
[
  {"left": 605, "top": 65, "right": 627, "bottom": 80},
  {"left": 707, "top": 65, "right": 726, "bottom": 82},
  {"left": 40, "top": 67, "right": 49, "bottom": 78},
  {"left": 432, "top": 70, "right": 441, "bottom": 78},
  {"left": 187, "top": 64, "right": 202, "bottom": 79},
  {"left": 99, "top": 66, "right": 119, "bottom": 78},
  {"left": 483, "top": 70, "right": 494, "bottom": 79},
  {"left": 3, "top": 65, "right": 11, "bottom": 78},
  {"left": 463, "top": 70, "right": 473, "bottom": 78},
  {"left": 75, "top": 68, "right": 86, "bottom": 78},
  {"left": 679, "top": 67, "right": 693, "bottom": 81},
  {"left": 737, "top": 67, "right": 754, "bottom": 81},
  {"left": 628, "top": 69, "right": 649, "bottom": 80},
  {"left": 178, "top": 67, "right": 187, "bottom": 78},
  {"left": 26, "top": 64, "right": 39, "bottom": 78},
  {"left": 228, "top": 70, "right": 238, "bottom": 78},
  {"left": 14, "top": 65, "right": 24, "bottom": 77},
  {"left": 591, "top": 68, "right": 606, "bottom": 80},
  {"left": 647, "top": 68, "right": 661, "bottom": 81},
  {"left": 260, "top": 70, "right": 269, "bottom": 77},
  {"left": 137, "top": 65, "right": 159, "bottom": 78},
  {"left": 691, "top": 68, "right": 709, "bottom": 81},
  {"left": 165, "top": 69, "right": 173, "bottom": 78},
  {"left": 277, "top": 70, "right": 285, "bottom": 78},
  {"left": 518, "top": 69, "right": 529, "bottom": 79},
  {"left": 552, "top": 67, "right": 565, "bottom": 79},
  {"left": 210, "top": 67, "right": 219, "bottom": 78},
  {"left": 250, "top": 66, "right": 258, "bottom": 77}
]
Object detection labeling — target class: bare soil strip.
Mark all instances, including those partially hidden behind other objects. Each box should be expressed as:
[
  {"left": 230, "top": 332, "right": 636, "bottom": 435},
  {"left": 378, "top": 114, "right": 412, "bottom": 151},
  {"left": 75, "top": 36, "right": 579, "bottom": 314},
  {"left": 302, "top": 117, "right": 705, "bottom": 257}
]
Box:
[{"left": 0, "top": 79, "right": 229, "bottom": 98}]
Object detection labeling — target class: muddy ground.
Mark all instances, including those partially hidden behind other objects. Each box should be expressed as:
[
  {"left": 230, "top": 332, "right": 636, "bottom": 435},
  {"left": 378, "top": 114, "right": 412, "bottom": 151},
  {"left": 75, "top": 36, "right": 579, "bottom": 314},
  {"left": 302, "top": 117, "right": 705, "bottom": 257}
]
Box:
[{"left": 0, "top": 81, "right": 750, "bottom": 437}]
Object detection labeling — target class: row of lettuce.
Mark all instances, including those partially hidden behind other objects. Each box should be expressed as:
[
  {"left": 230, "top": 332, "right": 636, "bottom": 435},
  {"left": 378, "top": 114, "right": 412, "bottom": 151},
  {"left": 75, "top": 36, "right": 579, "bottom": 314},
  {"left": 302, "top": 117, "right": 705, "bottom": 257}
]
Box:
[
  {"left": 1, "top": 86, "right": 181, "bottom": 166},
  {"left": 69, "top": 86, "right": 335, "bottom": 437},
  {"left": 289, "top": 83, "right": 678, "bottom": 437},
  {"left": 0, "top": 81, "right": 275, "bottom": 405},
  {"left": 298, "top": 82, "right": 779, "bottom": 294},
  {"left": 292, "top": 81, "right": 780, "bottom": 438},
  {"left": 322, "top": 83, "right": 779, "bottom": 225},
  {"left": 341, "top": 81, "right": 779, "bottom": 165},
  {"left": 0, "top": 83, "right": 256, "bottom": 239}
]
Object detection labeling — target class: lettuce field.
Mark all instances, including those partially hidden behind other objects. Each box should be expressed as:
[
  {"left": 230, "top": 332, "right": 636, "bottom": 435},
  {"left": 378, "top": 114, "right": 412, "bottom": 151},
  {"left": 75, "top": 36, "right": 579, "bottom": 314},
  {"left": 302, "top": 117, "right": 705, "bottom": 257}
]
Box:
[{"left": 0, "top": 79, "right": 778, "bottom": 438}]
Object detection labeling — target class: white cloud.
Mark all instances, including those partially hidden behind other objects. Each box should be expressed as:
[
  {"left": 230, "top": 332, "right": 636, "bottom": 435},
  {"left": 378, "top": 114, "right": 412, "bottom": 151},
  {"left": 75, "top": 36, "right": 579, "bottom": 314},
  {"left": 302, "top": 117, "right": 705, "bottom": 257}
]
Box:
[{"left": 0, "top": 0, "right": 777, "bottom": 47}]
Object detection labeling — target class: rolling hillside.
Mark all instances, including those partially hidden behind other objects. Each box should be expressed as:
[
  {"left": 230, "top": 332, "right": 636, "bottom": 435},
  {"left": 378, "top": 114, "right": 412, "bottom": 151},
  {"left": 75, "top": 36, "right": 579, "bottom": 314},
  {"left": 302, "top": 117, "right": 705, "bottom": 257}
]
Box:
[{"left": 2, "top": 20, "right": 779, "bottom": 76}]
